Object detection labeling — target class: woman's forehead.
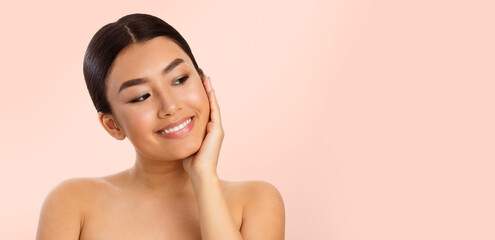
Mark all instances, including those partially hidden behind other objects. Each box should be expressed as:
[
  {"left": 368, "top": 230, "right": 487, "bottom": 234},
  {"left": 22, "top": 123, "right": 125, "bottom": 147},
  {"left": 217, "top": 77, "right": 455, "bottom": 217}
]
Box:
[{"left": 106, "top": 36, "right": 194, "bottom": 88}]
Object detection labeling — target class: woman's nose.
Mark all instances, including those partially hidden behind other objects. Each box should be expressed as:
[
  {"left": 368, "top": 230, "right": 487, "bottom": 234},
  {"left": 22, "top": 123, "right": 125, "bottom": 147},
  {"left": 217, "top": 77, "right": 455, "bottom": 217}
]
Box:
[{"left": 157, "top": 91, "right": 181, "bottom": 118}]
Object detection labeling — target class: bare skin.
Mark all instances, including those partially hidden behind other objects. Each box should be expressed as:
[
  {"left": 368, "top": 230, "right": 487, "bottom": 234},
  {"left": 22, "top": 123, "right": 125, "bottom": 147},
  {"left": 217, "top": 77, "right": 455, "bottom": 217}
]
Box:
[
  {"left": 36, "top": 36, "right": 285, "bottom": 239},
  {"left": 53, "top": 172, "right": 256, "bottom": 239}
]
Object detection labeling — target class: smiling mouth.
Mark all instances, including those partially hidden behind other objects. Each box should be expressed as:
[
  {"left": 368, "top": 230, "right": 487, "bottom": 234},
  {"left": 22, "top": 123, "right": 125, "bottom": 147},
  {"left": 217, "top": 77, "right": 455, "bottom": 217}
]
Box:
[{"left": 156, "top": 117, "right": 193, "bottom": 135}]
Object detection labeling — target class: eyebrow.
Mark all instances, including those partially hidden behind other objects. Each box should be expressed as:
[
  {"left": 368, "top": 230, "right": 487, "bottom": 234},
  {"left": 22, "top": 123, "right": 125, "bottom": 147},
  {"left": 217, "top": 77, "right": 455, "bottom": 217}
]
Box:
[{"left": 118, "top": 58, "right": 185, "bottom": 94}]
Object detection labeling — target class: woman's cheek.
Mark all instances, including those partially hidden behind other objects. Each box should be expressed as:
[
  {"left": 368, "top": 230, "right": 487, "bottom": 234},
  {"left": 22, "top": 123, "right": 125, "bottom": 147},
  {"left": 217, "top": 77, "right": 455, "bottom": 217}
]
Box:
[
  {"left": 124, "top": 107, "right": 154, "bottom": 136},
  {"left": 186, "top": 82, "right": 209, "bottom": 112}
]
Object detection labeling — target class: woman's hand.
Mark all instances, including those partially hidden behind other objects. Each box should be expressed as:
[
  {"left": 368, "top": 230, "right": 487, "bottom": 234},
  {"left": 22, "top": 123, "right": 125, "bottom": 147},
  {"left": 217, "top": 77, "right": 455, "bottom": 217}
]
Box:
[{"left": 182, "top": 74, "right": 224, "bottom": 179}]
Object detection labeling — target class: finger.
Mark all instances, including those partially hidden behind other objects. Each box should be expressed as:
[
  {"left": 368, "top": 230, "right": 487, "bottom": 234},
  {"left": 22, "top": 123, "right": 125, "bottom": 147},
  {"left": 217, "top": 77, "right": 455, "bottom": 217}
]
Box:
[
  {"left": 206, "top": 74, "right": 213, "bottom": 89},
  {"left": 203, "top": 74, "right": 212, "bottom": 93},
  {"left": 206, "top": 76, "right": 222, "bottom": 124}
]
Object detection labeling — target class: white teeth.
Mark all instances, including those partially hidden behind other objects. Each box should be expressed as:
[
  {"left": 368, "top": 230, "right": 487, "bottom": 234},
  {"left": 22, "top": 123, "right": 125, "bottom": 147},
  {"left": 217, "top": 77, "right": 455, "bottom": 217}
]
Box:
[{"left": 159, "top": 118, "right": 192, "bottom": 134}]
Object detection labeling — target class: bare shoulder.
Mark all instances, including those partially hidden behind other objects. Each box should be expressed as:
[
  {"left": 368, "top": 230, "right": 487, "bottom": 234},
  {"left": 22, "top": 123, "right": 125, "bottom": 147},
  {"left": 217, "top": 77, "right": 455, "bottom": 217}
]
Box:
[
  {"left": 53, "top": 177, "right": 104, "bottom": 191},
  {"left": 36, "top": 177, "right": 105, "bottom": 240},
  {"left": 44, "top": 177, "right": 107, "bottom": 204},
  {"left": 220, "top": 180, "right": 285, "bottom": 239},
  {"left": 220, "top": 179, "right": 281, "bottom": 194},
  {"left": 221, "top": 180, "right": 284, "bottom": 204}
]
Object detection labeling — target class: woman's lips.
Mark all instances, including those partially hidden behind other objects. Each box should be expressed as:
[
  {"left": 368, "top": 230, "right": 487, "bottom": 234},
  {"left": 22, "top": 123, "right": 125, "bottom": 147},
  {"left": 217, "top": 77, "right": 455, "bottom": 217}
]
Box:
[
  {"left": 155, "top": 116, "right": 194, "bottom": 139},
  {"left": 157, "top": 116, "right": 193, "bottom": 132}
]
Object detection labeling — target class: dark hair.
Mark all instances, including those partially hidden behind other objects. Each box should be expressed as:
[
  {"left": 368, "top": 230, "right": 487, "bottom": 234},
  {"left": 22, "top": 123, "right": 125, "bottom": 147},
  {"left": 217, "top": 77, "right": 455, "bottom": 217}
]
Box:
[{"left": 83, "top": 13, "right": 204, "bottom": 115}]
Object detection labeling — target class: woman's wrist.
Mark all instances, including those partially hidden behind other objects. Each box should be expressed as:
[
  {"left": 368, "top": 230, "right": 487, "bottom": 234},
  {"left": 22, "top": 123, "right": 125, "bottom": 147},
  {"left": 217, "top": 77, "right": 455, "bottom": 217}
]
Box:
[{"left": 188, "top": 169, "right": 219, "bottom": 185}]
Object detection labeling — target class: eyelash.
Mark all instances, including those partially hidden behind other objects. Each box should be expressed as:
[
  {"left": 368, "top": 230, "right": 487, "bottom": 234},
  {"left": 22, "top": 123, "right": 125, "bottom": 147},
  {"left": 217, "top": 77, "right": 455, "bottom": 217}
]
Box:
[{"left": 129, "top": 75, "right": 190, "bottom": 103}]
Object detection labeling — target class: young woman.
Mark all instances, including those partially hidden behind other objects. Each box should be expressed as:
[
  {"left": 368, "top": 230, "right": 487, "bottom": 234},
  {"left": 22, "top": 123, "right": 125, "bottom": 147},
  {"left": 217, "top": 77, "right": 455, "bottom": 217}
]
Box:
[{"left": 36, "top": 13, "right": 285, "bottom": 239}]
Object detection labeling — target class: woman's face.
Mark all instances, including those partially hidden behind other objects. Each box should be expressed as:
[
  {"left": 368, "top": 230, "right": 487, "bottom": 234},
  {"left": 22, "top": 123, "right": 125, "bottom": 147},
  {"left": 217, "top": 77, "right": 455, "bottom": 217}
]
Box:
[{"left": 103, "top": 36, "right": 210, "bottom": 161}]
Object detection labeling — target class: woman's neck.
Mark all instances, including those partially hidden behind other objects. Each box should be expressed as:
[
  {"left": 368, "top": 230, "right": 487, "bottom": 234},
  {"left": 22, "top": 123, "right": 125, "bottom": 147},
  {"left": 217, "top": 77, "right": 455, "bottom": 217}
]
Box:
[{"left": 127, "top": 154, "right": 195, "bottom": 196}]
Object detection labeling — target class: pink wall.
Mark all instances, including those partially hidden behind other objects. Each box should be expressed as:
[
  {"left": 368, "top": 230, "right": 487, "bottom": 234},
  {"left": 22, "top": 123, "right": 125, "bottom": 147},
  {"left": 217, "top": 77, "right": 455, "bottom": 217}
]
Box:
[{"left": 1, "top": 0, "right": 494, "bottom": 239}]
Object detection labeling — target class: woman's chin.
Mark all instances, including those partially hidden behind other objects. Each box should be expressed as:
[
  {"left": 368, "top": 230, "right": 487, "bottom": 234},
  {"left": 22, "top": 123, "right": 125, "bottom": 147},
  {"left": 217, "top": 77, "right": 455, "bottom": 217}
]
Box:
[
  {"left": 170, "top": 141, "right": 201, "bottom": 160},
  {"left": 134, "top": 131, "right": 204, "bottom": 162}
]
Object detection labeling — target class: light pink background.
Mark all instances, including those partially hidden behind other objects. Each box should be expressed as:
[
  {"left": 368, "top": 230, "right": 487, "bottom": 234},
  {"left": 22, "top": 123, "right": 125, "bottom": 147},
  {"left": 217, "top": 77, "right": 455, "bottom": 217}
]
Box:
[{"left": 1, "top": 0, "right": 494, "bottom": 239}]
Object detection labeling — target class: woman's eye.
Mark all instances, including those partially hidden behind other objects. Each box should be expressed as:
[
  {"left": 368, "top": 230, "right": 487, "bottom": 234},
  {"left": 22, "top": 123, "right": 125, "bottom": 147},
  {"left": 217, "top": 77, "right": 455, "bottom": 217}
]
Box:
[
  {"left": 173, "top": 75, "right": 189, "bottom": 85},
  {"left": 130, "top": 93, "right": 150, "bottom": 103},
  {"left": 128, "top": 76, "right": 188, "bottom": 103}
]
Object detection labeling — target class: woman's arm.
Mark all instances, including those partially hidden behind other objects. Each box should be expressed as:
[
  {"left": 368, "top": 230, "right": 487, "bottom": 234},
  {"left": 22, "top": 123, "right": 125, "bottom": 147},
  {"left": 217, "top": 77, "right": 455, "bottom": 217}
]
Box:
[
  {"left": 191, "top": 175, "right": 286, "bottom": 240},
  {"left": 183, "top": 74, "right": 242, "bottom": 239},
  {"left": 183, "top": 75, "right": 285, "bottom": 239},
  {"left": 36, "top": 179, "right": 84, "bottom": 240},
  {"left": 190, "top": 174, "right": 244, "bottom": 239}
]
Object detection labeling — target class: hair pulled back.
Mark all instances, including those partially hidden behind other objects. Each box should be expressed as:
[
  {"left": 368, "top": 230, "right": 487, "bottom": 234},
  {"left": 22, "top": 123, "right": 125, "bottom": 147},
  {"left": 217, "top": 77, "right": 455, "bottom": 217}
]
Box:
[{"left": 83, "top": 13, "right": 204, "bottom": 115}]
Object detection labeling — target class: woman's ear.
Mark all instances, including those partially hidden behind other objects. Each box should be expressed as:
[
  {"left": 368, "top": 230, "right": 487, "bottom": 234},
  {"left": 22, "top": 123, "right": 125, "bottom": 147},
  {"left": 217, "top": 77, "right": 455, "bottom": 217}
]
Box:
[{"left": 98, "top": 112, "right": 126, "bottom": 140}]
